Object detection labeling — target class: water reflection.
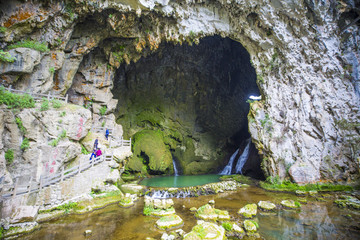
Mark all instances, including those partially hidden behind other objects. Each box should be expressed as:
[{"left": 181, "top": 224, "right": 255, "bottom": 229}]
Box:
[{"left": 18, "top": 186, "right": 360, "bottom": 240}]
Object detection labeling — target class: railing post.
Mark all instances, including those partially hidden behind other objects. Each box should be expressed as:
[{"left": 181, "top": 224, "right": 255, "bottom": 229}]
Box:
[
  {"left": 78, "top": 160, "right": 81, "bottom": 174},
  {"left": 39, "top": 176, "right": 43, "bottom": 190},
  {"left": 28, "top": 177, "right": 33, "bottom": 194},
  {"left": 12, "top": 178, "right": 19, "bottom": 198},
  {"left": 91, "top": 157, "right": 95, "bottom": 167},
  {"left": 65, "top": 94, "right": 68, "bottom": 103},
  {"left": 61, "top": 166, "right": 64, "bottom": 182},
  {"left": 130, "top": 138, "right": 131, "bottom": 148}
]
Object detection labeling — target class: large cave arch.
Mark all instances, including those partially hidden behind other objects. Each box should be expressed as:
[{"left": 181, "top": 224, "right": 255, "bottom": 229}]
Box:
[{"left": 112, "top": 36, "right": 264, "bottom": 178}]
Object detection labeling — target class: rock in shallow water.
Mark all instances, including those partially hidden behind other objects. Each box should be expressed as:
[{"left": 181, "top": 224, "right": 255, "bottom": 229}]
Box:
[
  {"left": 280, "top": 200, "right": 301, "bottom": 209},
  {"left": 156, "top": 214, "right": 183, "bottom": 230},
  {"left": 238, "top": 203, "right": 257, "bottom": 218},
  {"left": 258, "top": 201, "right": 276, "bottom": 211},
  {"left": 243, "top": 220, "right": 257, "bottom": 233},
  {"left": 183, "top": 221, "right": 225, "bottom": 240}
]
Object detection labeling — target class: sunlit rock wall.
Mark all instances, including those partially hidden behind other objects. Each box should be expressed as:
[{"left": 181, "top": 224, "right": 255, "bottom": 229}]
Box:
[{"left": 0, "top": 0, "right": 359, "bottom": 183}]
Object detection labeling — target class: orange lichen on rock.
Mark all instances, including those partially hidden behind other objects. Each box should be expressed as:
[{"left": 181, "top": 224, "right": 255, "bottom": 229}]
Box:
[
  {"left": 135, "top": 39, "right": 146, "bottom": 53},
  {"left": 147, "top": 34, "right": 159, "bottom": 51},
  {"left": 4, "top": 9, "right": 34, "bottom": 27}
]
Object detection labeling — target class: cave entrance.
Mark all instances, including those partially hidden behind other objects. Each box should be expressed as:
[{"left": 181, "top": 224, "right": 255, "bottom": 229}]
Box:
[{"left": 113, "top": 36, "right": 264, "bottom": 179}]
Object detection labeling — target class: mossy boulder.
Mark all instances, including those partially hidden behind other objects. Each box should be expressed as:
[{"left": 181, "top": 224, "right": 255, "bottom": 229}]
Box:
[
  {"left": 156, "top": 214, "right": 183, "bottom": 230},
  {"left": 258, "top": 201, "right": 276, "bottom": 211},
  {"left": 196, "top": 204, "right": 230, "bottom": 221},
  {"left": 334, "top": 195, "right": 360, "bottom": 210},
  {"left": 243, "top": 220, "right": 257, "bottom": 233},
  {"left": 280, "top": 200, "right": 301, "bottom": 209},
  {"left": 118, "top": 193, "right": 135, "bottom": 208},
  {"left": 238, "top": 203, "right": 257, "bottom": 218},
  {"left": 128, "top": 130, "right": 172, "bottom": 173},
  {"left": 183, "top": 221, "right": 226, "bottom": 240}
]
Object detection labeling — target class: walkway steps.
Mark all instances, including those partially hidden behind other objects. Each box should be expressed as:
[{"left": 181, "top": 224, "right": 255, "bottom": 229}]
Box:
[{"left": 0, "top": 153, "right": 114, "bottom": 201}]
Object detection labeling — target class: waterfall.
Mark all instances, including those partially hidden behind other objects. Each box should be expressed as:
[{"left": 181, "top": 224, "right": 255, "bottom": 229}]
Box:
[
  {"left": 173, "top": 158, "right": 179, "bottom": 176},
  {"left": 219, "top": 149, "right": 239, "bottom": 175},
  {"left": 234, "top": 139, "right": 251, "bottom": 174}
]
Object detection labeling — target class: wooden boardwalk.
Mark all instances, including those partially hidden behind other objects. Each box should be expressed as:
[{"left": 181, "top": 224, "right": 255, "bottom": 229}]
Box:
[
  {"left": 0, "top": 153, "right": 113, "bottom": 200},
  {"left": 1, "top": 85, "right": 68, "bottom": 102}
]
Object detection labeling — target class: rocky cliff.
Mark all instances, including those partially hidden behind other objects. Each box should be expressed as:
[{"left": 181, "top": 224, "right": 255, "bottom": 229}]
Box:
[{"left": 0, "top": 0, "right": 359, "bottom": 186}]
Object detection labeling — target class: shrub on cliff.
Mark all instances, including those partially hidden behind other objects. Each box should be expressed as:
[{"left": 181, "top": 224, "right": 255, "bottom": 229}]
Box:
[
  {"left": 5, "top": 149, "right": 14, "bottom": 164},
  {"left": 8, "top": 40, "right": 49, "bottom": 52},
  {"left": 0, "top": 86, "right": 35, "bottom": 109},
  {"left": 0, "top": 50, "right": 16, "bottom": 62}
]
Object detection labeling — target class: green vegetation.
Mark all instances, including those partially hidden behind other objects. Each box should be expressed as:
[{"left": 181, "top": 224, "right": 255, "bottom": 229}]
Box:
[
  {"left": 222, "top": 222, "right": 233, "bottom": 231},
  {"left": 102, "top": 121, "right": 105, "bottom": 127},
  {"left": 21, "top": 138, "right": 30, "bottom": 150},
  {"left": 0, "top": 26, "right": 6, "bottom": 33},
  {"left": 51, "top": 202, "right": 79, "bottom": 213},
  {"left": 49, "top": 130, "right": 66, "bottom": 147},
  {"left": 40, "top": 98, "right": 49, "bottom": 111},
  {"left": 0, "top": 226, "right": 3, "bottom": 239},
  {"left": 15, "top": 117, "right": 26, "bottom": 135},
  {"left": 0, "top": 86, "right": 35, "bottom": 109},
  {"left": 220, "top": 174, "right": 254, "bottom": 185},
  {"left": 51, "top": 99, "right": 62, "bottom": 108},
  {"left": 143, "top": 206, "right": 154, "bottom": 216},
  {"left": 5, "top": 149, "right": 14, "bottom": 164},
  {"left": 246, "top": 99, "right": 255, "bottom": 104},
  {"left": 8, "top": 40, "right": 49, "bottom": 52},
  {"left": 60, "top": 111, "right": 66, "bottom": 117},
  {"left": 189, "top": 30, "right": 196, "bottom": 41},
  {"left": 49, "top": 67, "right": 55, "bottom": 73},
  {"left": 81, "top": 145, "right": 91, "bottom": 154},
  {"left": 0, "top": 50, "right": 16, "bottom": 62},
  {"left": 99, "top": 105, "right": 107, "bottom": 116},
  {"left": 260, "top": 176, "right": 353, "bottom": 192},
  {"left": 294, "top": 201, "right": 301, "bottom": 208}
]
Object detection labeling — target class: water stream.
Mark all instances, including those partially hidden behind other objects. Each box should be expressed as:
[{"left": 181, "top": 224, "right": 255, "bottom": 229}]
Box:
[
  {"left": 172, "top": 157, "right": 179, "bottom": 176},
  {"left": 234, "top": 139, "right": 251, "bottom": 174},
  {"left": 18, "top": 185, "right": 360, "bottom": 240},
  {"left": 219, "top": 149, "right": 239, "bottom": 175}
]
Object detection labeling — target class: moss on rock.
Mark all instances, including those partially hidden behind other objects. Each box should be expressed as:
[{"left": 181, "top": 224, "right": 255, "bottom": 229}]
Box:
[{"left": 127, "top": 129, "right": 172, "bottom": 173}]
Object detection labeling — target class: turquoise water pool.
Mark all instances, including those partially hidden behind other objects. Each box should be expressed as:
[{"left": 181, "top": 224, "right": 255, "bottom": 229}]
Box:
[{"left": 139, "top": 174, "right": 221, "bottom": 188}]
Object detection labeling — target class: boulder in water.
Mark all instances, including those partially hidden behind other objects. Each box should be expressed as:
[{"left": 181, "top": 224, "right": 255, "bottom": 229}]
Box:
[
  {"left": 156, "top": 214, "right": 183, "bottom": 230},
  {"left": 195, "top": 204, "right": 230, "bottom": 221},
  {"left": 334, "top": 195, "right": 360, "bottom": 210},
  {"left": 238, "top": 203, "right": 257, "bottom": 218},
  {"left": 183, "top": 221, "right": 226, "bottom": 240},
  {"left": 258, "top": 201, "right": 276, "bottom": 211},
  {"left": 280, "top": 200, "right": 301, "bottom": 209},
  {"left": 243, "top": 220, "right": 257, "bottom": 233}
]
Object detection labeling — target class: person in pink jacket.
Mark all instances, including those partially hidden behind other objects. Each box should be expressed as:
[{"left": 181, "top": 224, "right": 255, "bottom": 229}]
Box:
[{"left": 96, "top": 148, "right": 102, "bottom": 157}]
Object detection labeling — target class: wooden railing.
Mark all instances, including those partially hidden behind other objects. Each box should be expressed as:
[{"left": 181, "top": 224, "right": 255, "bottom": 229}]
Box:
[
  {"left": 1, "top": 85, "right": 68, "bottom": 103},
  {"left": 109, "top": 136, "right": 131, "bottom": 148},
  {"left": 91, "top": 127, "right": 114, "bottom": 135},
  {"left": 0, "top": 153, "right": 112, "bottom": 200}
]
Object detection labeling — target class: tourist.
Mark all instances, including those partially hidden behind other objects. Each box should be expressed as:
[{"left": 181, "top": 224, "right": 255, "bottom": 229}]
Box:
[
  {"left": 93, "top": 138, "right": 98, "bottom": 150},
  {"left": 105, "top": 129, "right": 109, "bottom": 140},
  {"left": 96, "top": 148, "right": 102, "bottom": 157},
  {"left": 89, "top": 149, "right": 96, "bottom": 161}
]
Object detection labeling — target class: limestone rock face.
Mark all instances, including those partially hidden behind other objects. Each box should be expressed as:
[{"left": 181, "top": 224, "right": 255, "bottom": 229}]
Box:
[
  {"left": 10, "top": 206, "right": 39, "bottom": 224},
  {"left": 0, "top": 48, "right": 41, "bottom": 75},
  {"left": 0, "top": 0, "right": 359, "bottom": 183}
]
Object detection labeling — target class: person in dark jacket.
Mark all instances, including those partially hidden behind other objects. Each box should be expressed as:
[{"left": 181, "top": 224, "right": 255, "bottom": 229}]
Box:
[{"left": 105, "top": 129, "right": 109, "bottom": 140}]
